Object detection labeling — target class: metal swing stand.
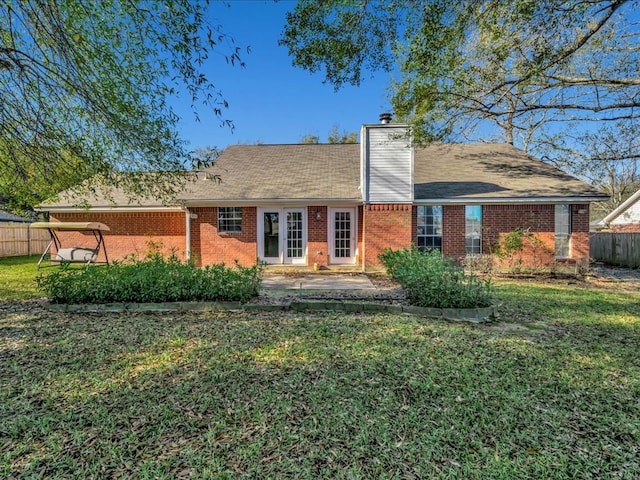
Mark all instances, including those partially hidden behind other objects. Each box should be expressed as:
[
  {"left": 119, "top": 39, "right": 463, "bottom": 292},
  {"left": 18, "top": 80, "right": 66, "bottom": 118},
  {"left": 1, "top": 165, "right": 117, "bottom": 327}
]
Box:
[{"left": 30, "top": 222, "right": 111, "bottom": 269}]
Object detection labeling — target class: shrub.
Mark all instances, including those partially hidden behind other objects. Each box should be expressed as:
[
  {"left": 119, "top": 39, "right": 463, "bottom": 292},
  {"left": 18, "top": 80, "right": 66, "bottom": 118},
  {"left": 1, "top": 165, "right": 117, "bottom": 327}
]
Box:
[
  {"left": 492, "top": 228, "right": 553, "bottom": 274},
  {"left": 379, "top": 246, "right": 493, "bottom": 309},
  {"left": 37, "top": 253, "right": 264, "bottom": 304}
]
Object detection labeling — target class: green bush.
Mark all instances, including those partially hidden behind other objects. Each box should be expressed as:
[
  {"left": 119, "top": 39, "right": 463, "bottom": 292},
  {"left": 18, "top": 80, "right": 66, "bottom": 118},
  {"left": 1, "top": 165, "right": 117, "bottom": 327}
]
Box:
[
  {"left": 37, "top": 252, "right": 264, "bottom": 304},
  {"left": 379, "top": 246, "right": 493, "bottom": 309}
]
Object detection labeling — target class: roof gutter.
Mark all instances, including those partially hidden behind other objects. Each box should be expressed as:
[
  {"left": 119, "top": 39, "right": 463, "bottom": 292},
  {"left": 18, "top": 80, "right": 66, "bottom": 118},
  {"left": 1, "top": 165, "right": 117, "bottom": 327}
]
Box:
[
  {"left": 414, "top": 196, "right": 608, "bottom": 205},
  {"left": 182, "top": 198, "right": 363, "bottom": 207},
  {"left": 36, "top": 205, "right": 185, "bottom": 213},
  {"left": 185, "top": 207, "right": 191, "bottom": 262}
]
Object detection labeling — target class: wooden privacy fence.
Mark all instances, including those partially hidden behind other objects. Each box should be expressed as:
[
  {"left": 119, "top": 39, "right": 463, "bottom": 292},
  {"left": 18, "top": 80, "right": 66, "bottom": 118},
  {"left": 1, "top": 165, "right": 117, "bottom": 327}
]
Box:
[
  {"left": 590, "top": 233, "right": 640, "bottom": 268},
  {"left": 0, "top": 223, "right": 51, "bottom": 258}
]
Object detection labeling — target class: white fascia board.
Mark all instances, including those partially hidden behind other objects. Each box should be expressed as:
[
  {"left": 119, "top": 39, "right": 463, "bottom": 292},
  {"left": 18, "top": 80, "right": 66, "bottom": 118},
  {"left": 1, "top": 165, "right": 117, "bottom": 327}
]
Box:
[
  {"left": 414, "top": 197, "right": 605, "bottom": 205},
  {"left": 38, "top": 205, "right": 186, "bottom": 213},
  {"left": 184, "top": 198, "right": 364, "bottom": 207},
  {"left": 361, "top": 123, "right": 410, "bottom": 129}
]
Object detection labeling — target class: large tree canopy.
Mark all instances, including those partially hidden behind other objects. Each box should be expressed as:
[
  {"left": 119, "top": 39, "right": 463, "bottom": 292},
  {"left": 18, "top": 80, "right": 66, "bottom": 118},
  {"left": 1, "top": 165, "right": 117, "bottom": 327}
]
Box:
[
  {"left": 281, "top": 0, "right": 640, "bottom": 209},
  {"left": 1, "top": 0, "right": 245, "bottom": 214}
]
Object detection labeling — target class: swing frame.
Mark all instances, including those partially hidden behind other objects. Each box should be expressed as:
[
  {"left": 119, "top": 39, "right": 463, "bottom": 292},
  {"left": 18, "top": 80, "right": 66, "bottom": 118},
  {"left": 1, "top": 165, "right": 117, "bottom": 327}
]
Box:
[{"left": 31, "top": 222, "right": 110, "bottom": 268}]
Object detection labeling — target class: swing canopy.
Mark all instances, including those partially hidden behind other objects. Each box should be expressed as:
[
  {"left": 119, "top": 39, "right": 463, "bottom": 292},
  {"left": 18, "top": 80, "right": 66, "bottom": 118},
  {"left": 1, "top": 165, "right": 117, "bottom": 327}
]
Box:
[{"left": 31, "top": 222, "right": 110, "bottom": 268}]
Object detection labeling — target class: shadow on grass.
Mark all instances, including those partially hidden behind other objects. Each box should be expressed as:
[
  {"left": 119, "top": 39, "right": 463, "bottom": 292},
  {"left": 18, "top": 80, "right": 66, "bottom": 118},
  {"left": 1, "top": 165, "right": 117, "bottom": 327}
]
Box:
[{"left": 2, "top": 308, "right": 639, "bottom": 478}]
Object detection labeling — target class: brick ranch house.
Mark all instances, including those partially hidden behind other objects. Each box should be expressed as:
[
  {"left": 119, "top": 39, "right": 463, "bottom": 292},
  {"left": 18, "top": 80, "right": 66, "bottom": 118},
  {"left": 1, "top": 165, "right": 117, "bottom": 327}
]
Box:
[{"left": 38, "top": 122, "right": 607, "bottom": 270}]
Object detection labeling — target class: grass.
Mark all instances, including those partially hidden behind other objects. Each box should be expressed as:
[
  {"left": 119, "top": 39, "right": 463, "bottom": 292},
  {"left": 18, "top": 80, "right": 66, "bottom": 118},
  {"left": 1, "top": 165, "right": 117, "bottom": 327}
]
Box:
[
  {"left": 0, "top": 256, "right": 43, "bottom": 300},
  {"left": 1, "top": 260, "right": 640, "bottom": 478}
]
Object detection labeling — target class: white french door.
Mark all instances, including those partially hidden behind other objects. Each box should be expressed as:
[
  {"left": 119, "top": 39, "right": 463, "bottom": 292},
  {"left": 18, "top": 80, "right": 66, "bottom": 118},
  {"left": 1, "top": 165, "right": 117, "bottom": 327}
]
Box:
[
  {"left": 329, "top": 207, "right": 357, "bottom": 265},
  {"left": 258, "top": 207, "right": 307, "bottom": 264}
]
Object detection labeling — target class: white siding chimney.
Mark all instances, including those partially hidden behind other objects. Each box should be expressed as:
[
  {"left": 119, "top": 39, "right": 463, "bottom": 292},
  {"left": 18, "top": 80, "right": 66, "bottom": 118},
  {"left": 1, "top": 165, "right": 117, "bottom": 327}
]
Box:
[{"left": 360, "top": 123, "right": 413, "bottom": 203}]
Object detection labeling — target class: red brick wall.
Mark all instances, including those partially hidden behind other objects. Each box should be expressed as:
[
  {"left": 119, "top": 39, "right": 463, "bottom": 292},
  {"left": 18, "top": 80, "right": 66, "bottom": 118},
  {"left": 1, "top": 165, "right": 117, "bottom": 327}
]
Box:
[
  {"left": 308, "top": 206, "right": 328, "bottom": 267},
  {"left": 357, "top": 205, "right": 364, "bottom": 267},
  {"left": 51, "top": 211, "right": 186, "bottom": 263},
  {"left": 363, "top": 204, "right": 413, "bottom": 267},
  {"left": 52, "top": 202, "right": 592, "bottom": 269},
  {"left": 570, "top": 204, "right": 591, "bottom": 261},
  {"left": 607, "top": 224, "right": 640, "bottom": 233},
  {"left": 190, "top": 207, "right": 257, "bottom": 267},
  {"left": 442, "top": 205, "right": 466, "bottom": 260},
  {"left": 416, "top": 203, "right": 591, "bottom": 267}
]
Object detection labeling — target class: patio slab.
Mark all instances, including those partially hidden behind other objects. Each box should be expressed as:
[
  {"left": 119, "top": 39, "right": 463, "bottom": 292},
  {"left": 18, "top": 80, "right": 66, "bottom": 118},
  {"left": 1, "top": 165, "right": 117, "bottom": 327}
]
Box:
[{"left": 261, "top": 274, "right": 376, "bottom": 290}]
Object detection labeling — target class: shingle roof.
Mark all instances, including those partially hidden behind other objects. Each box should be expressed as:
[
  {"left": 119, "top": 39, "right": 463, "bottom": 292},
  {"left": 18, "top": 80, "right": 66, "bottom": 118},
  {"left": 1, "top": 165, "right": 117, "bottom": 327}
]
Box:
[
  {"left": 0, "top": 210, "right": 32, "bottom": 222},
  {"left": 39, "top": 141, "right": 605, "bottom": 209},
  {"left": 184, "top": 144, "right": 362, "bottom": 203},
  {"left": 413, "top": 143, "right": 606, "bottom": 201}
]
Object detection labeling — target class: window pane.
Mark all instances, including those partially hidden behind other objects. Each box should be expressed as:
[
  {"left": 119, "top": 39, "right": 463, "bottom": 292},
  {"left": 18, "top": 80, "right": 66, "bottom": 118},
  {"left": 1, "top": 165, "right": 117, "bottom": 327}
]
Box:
[
  {"left": 465, "top": 205, "right": 482, "bottom": 255},
  {"left": 218, "top": 207, "right": 242, "bottom": 233},
  {"left": 555, "top": 205, "right": 571, "bottom": 258},
  {"left": 416, "top": 205, "right": 443, "bottom": 252}
]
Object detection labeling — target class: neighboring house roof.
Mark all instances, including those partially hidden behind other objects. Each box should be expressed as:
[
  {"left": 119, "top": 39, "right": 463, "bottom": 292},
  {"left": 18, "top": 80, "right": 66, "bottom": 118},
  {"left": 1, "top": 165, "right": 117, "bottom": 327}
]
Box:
[
  {"left": 598, "top": 188, "right": 640, "bottom": 227},
  {"left": 413, "top": 143, "right": 606, "bottom": 202},
  {"left": 0, "top": 210, "right": 32, "bottom": 222},
  {"left": 38, "top": 141, "right": 606, "bottom": 210}
]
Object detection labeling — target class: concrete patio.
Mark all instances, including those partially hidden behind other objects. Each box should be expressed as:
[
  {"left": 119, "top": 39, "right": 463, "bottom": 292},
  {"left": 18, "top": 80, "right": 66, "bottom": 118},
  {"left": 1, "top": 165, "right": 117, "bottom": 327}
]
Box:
[{"left": 261, "top": 274, "right": 376, "bottom": 290}]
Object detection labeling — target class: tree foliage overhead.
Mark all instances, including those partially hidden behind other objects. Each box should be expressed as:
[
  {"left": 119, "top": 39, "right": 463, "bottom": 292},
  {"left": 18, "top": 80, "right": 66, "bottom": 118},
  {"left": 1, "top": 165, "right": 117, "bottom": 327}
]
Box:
[
  {"left": 300, "top": 125, "right": 358, "bottom": 144},
  {"left": 0, "top": 0, "right": 245, "bottom": 214},
  {"left": 281, "top": 0, "right": 640, "bottom": 208}
]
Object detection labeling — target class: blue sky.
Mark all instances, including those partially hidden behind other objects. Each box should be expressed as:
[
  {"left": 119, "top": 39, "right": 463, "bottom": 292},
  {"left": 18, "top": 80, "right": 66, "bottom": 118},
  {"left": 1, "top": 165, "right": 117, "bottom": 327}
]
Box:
[{"left": 172, "top": 1, "right": 394, "bottom": 150}]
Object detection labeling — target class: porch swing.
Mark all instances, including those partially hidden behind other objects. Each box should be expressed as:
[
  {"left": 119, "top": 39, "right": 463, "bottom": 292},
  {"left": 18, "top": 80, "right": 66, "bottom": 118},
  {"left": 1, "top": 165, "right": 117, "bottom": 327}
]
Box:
[{"left": 31, "top": 222, "right": 110, "bottom": 268}]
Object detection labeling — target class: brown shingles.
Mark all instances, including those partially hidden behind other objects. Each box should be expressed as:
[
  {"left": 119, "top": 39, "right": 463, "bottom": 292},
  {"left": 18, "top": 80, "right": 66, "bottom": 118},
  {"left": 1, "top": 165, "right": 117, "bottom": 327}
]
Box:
[
  {"left": 413, "top": 143, "right": 605, "bottom": 200},
  {"left": 39, "top": 142, "right": 605, "bottom": 209}
]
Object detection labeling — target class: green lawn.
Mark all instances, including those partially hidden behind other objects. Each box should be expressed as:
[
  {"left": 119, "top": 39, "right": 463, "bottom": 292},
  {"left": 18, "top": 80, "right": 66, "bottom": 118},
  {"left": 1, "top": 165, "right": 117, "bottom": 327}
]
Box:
[
  {"left": 0, "top": 255, "right": 42, "bottom": 300},
  {"left": 1, "top": 262, "right": 639, "bottom": 478}
]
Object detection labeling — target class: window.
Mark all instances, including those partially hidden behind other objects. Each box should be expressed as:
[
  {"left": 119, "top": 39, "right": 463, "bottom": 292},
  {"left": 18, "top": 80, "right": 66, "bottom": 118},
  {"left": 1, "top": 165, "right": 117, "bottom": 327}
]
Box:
[
  {"left": 218, "top": 207, "right": 242, "bottom": 233},
  {"left": 417, "top": 205, "right": 443, "bottom": 252},
  {"left": 555, "top": 204, "right": 571, "bottom": 258},
  {"left": 465, "top": 205, "right": 482, "bottom": 255}
]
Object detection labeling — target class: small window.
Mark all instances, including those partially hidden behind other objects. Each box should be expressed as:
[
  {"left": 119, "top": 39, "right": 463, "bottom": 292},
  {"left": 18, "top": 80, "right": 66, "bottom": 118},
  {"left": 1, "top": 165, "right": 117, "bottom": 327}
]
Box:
[
  {"left": 417, "top": 205, "right": 443, "bottom": 252},
  {"left": 465, "top": 205, "right": 482, "bottom": 255},
  {"left": 218, "top": 207, "right": 242, "bottom": 233},
  {"left": 555, "top": 204, "right": 571, "bottom": 258}
]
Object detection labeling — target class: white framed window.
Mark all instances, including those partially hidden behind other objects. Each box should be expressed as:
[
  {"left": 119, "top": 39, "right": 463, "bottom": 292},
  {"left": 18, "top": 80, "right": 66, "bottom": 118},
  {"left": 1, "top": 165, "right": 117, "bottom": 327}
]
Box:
[
  {"left": 555, "top": 204, "right": 571, "bottom": 258},
  {"left": 218, "top": 207, "right": 242, "bottom": 233},
  {"left": 465, "top": 205, "right": 482, "bottom": 255},
  {"left": 417, "top": 205, "right": 443, "bottom": 252}
]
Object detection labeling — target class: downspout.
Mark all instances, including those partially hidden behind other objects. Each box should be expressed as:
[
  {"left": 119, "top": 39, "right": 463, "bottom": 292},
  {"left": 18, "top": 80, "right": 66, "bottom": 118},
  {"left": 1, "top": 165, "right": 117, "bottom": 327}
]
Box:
[
  {"left": 361, "top": 205, "right": 366, "bottom": 272},
  {"left": 185, "top": 207, "right": 191, "bottom": 262}
]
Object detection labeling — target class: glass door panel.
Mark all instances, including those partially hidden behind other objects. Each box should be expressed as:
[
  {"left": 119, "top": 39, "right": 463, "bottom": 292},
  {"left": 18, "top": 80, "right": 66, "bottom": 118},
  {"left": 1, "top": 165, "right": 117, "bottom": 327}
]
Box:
[
  {"left": 284, "top": 208, "right": 305, "bottom": 263},
  {"left": 286, "top": 211, "right": 303, "bottom": 259},
  {"left": 330, "top": 208, "right": 356, "bottom": 264},
  {"left": 334, "top": 211, "right": 351, "bottom": 258},
  {"left": 263, "top": 212, "right": 279, "bottom": 259},
  {"left": 259, "top": 207, "right": 306, "bottom": 264}
]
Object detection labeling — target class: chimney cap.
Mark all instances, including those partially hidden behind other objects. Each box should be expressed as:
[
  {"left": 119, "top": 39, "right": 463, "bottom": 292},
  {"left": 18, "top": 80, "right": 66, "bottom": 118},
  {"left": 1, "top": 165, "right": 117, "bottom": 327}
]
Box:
[{"left": 379, "top": 113, "right": 392, "bottom": 124}]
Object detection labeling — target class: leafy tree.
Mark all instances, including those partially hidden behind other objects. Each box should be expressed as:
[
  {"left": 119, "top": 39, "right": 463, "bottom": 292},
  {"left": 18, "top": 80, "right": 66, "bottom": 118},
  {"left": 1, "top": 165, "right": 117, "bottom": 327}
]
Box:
[
  {"left": 537, "top": 119, "right": 640, "bottom": 219},
  {"left": 1, "top": 1, "right": 246, "bottom": 212},
  {"left": 300, "top": 125, "right": 358, "bottom": 144},
  {"left": 189, "top": 146, "right": 220, "bottom": 169},
  {"left": 300, "top": 133, "right": 320, "bottom": 144},
  {"left": 327, "top": 125, "right": 358, "bottom": 144},
  {"left": 281, "top": 0, "right": 640, "bottom": 198}
]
